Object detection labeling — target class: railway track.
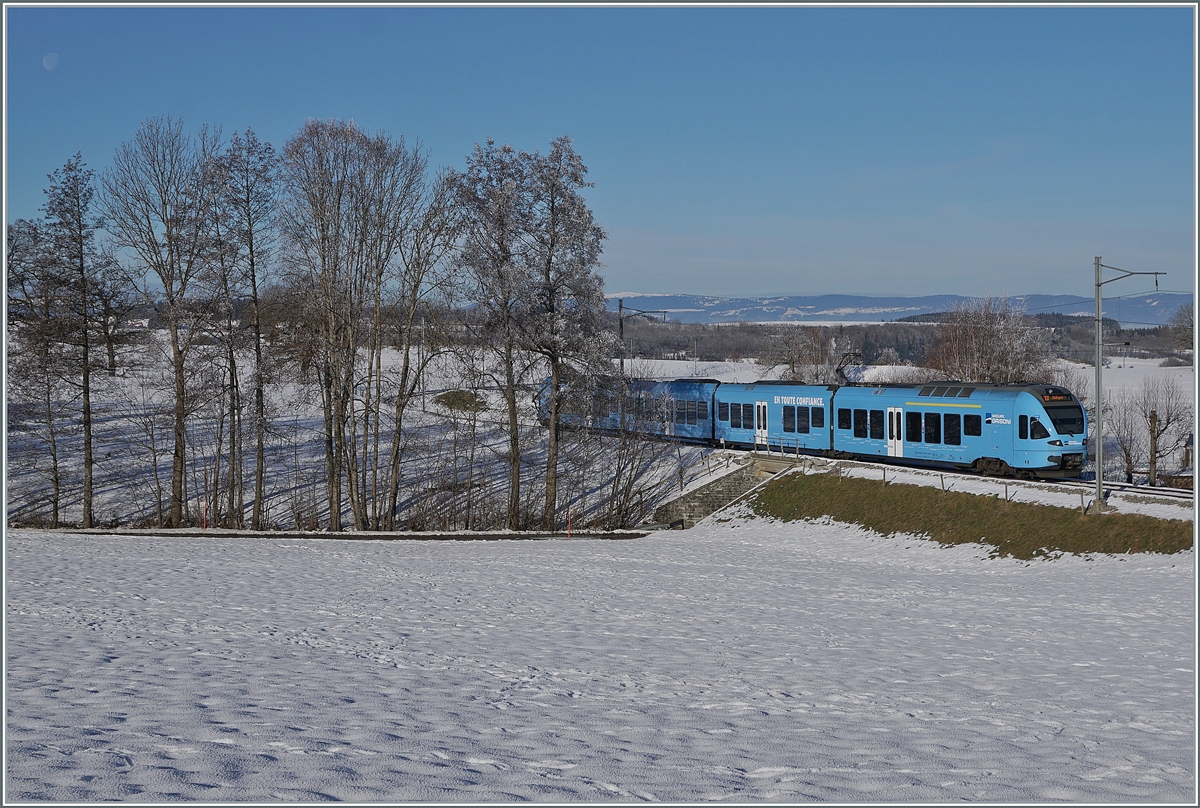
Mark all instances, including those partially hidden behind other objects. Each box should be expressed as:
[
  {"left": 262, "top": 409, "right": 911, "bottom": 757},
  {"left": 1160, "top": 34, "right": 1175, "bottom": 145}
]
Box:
[{"left": 1051, "top": 478, "right": 1194, "bottom": 502}]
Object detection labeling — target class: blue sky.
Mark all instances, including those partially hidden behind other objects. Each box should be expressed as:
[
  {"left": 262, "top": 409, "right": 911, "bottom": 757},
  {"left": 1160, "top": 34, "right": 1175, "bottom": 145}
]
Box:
[{"left": 4, "top": 4, "right": 1195, "bottom": 298}]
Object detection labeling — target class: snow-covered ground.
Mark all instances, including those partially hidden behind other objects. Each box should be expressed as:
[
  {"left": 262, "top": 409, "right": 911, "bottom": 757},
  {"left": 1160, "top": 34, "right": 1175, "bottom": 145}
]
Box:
[{"left": 5, "top": 520, "right": 1194, "bottom": 803}]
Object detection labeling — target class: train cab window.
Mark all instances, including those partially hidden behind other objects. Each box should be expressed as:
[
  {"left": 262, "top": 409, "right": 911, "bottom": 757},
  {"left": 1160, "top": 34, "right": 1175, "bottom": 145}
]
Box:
[
  {"left": 676, "top": 400, "right": 686, "bottom": 425},
  {"left": 697, "top": 401, "right": 709, "bottom": 421},
  {"left": 853, "top": 409, "right": 868, "bottom": 438},
  {"left": 838, "top": 408, "right": 852, "bottom": 430},
  {"left": 797, "top": 406, "right": 810, "bottom": 434},
  {"left": 1045, "top": 403, "right": 1085, "bottom": 435},
  {"left": 958, "top": 387, "right": 976, "bottom": 398},
  {"left": 1030, "top": 417, "right": 1050, "bottom": 440},
  {"left": 743, "top": 403, "right": 754, "bottom": 429},
  {"left": 718, "top": 402, "right": 729, "bottom": 422},
  {"left": 869, "top": 409, "right": 884, "bottom": 440},
  {"left": 729, "top": 403, "right": 741, "bottom": 429},
  {"left": 783, "top": 405, "right": 795, "bottom": 432},
  {"left": 964, "top": 414, "right": 982, "bottom": 436},
  {"left": 924, "top": 412, "right": 941, "bottom": 443},
  {"left": 1019, "top": 414, "right": 1028, "bottom": 440},
  {"left": 686, "top": 400, "right": 697, "bottom": 425},
  {"left": 812, "top": 407, "right": 825, "bottom": 429},
  {"left": 906, "top": 411, "right": 923, "bottom": 442},
  {"left": 944, "top": 413, "right": 961, "bottom": 445}
]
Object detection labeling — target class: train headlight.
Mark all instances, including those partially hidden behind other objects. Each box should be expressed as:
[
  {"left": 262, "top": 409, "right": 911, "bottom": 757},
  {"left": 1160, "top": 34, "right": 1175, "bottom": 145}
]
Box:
[{"left": 1048, "top": 439, "right": 1063, "bottom": 446}]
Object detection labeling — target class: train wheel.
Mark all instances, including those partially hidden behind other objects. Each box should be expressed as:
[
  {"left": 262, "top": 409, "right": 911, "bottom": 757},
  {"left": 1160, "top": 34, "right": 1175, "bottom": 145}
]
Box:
[{"left": 976, "top": 458, "right": 1008, "bottom": 477}]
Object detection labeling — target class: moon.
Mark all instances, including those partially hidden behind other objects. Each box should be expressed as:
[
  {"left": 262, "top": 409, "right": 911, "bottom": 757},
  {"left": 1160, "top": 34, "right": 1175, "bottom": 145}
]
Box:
[{"left": 43, "top": 53, "right": 59, "bottom": 71}]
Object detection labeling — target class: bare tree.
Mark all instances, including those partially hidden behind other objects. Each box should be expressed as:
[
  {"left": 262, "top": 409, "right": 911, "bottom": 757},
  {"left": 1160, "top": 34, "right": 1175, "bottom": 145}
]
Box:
[
  {"left": 41, "top": 153, "right": 112, "bottom": 526},
  {"left": 91, "top": 258, "right": 139, "bottom": 376},
  {"left": 453, "top": 139, "right": 536, "bottom": 530},
  {"left": 382, "top": 170, "right": 462, "bottom": 529},
  {"left": 763, "top": 326, "right": 842, "bottom": 383},
  {"left": 1138, "top": 374, "right": 1191, "bottom": 485},
  {"left": 927, "top": 297, "right": 1050, "bottom": 384},
  {"left": 1106, "top": 386, "right": 1144, "bottom": 483},
  {"left": 7, "top": 218, "right": 74, "bottom": 526},
  {"left": 1168, "top": 302, "right": 1193, "bottom": 355},
  {"left": 521, "top": 136, "right": 608, "bottom": 530},
  {"left": 217, "top": 129, "right": 279, "bottom": 529},
  {"left": 101, "top": 116, "right": 223, "bottom": 526},
  {"left": 281, "top": 118, "right": 437, "bottom": 531}
]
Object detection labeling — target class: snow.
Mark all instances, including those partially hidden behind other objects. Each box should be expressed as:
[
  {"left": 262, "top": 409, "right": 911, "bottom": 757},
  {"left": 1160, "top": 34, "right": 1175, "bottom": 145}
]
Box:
[
  {"left": 5, "top": 519, "right": 1194, "bottom": 802},
  {"left": 1098, "top": 356, "right": 1195, "bottom": 398}
]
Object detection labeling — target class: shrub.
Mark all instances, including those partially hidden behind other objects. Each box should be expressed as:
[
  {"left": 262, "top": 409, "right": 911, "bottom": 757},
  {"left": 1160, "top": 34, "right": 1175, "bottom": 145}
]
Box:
[{"left": 433, "top": 390, "right": 487, "bottom": 413}]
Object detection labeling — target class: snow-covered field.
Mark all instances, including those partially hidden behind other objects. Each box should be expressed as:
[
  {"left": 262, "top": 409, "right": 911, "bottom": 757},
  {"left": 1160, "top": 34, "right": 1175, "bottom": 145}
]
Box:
[{"left": 5, "top": 518, "right": 1194, "bottom": 803}]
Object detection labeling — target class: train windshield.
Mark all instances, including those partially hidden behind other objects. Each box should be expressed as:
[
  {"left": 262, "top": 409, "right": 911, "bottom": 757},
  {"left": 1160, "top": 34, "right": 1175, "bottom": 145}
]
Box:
[{"left": 1044, "top": 404, "right": 1085, "bottom": 435}]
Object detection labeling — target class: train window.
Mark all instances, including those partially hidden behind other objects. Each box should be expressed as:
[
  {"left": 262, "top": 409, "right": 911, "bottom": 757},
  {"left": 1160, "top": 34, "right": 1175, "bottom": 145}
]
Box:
[
  {"left": 1030, "top": 417, "right": 1050, "bottom": 440},
  {"left": 729, "top": 402, "right": 741, "bottom": 429},
  {"left": 718, "top": 402, "right": 729, "bottom": 421},
  {"left": 944, "top": 413, "right": 961, "bottom": 445},
  {"left": 958, "top": 387, "right": 975, "bottom": 398},
  {"left": 932, "top": 386, "right": 948, "bottom": 397},
  {"left": 686, "top": 400, "right": 697, "bottom": 425},
  {"left": 964, "top": 414, "right": 982, "bottom": 436},
  {"left": 783, "top": 406, "right": 795, "bottom": 432},
  {"left": 1045, "top": 404, "right": 1084, "bottom": 434},
  {"left": 906, "top": 411, "right": 922, "bottom": 442},
  {"left": 924, "top": 412, "right": 941, "bottom": 443},
  {"left": 838, "top": 408, "right": 852, "bottom": 430},
  {"left": 743, "top": 403, "right": 754, "bottom": 429},
  {"left": 945, "top": 387, "right": 961, "bottom": 397},
  {"left": 697, "top": 401, "right": 708, "bottom": 420},
  {"left": 869, "top": 409, "right": 884, "bottom": 440},
  {"left": 676, "top": 400, "right": 687, "bottom": 425},
  {"left": 853, "top": 409, "right": 868, "bottom": 438},
  {"left": 919, "top": 386, "right": 934, "bottom": 397},
  {"left": 797, "top": 406, "right": 810, "bottom": 434},
  {"left": 1019, "top": 414, "right": 1028, "bottom": 440},
  {"left": 812, "top": 407, "right": 825, "bottom": 429}
]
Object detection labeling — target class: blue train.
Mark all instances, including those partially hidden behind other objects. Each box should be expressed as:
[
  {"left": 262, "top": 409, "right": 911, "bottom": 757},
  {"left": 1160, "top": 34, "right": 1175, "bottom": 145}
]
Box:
[{"left": 539, "top": 377, "right": 1088, "bottom": 479}]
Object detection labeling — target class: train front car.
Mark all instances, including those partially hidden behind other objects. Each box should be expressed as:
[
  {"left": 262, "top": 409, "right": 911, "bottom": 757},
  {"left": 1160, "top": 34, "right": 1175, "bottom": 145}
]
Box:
[
  {"left": 831, "top": 383, "right": 1087, "bottom": 479},
  {"left": 714, "top": 381, "right": 836, "bottom": 453},
  {"left": 1013, "top": 385, "right": 1087, "bottom": 478}
]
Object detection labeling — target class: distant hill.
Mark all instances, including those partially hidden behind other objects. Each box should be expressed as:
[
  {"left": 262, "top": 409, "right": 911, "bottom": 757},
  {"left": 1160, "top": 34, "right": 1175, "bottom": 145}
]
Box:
[{"left": 605, "top": 293, "right": 1191, "bottom": 328}]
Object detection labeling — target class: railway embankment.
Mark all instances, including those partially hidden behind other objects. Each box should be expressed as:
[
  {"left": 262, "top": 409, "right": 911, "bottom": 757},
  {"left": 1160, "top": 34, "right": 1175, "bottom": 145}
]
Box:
[
  {"left": 744, "top": 468, "right": 1194, "bottom": 559},
  {"left": 653, "top": 455, "right": 828, "bottom": 528}
]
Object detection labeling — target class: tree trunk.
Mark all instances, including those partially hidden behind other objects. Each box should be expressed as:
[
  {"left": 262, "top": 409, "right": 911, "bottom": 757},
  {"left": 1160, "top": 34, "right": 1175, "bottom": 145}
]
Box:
[
  {"left": 505, "top": 345, "right": 521, "bottom": 530},
  {"left": 169, "top": 319, "right": 187, "bottom": 527},
  {"left": 1148, "top": 409, "right": 1158, "bottom": 486},
  {"left": 542, "top": 359, "right": 561, "bottom": 530},
  {"left": 43, "top": 382, "right": 61, "bottom": 529},
  {"left": 250, "top": 266, "right": 266, "bottom": 530}
]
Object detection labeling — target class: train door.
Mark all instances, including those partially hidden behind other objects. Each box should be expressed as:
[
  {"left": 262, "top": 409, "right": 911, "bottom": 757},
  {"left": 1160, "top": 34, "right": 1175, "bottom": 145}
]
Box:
[
  {"left": 887, "top": 407, "right": 904, "bottom": 457},
  {"left": 755, "top": 401, "right": 769, "bottom": 447}
]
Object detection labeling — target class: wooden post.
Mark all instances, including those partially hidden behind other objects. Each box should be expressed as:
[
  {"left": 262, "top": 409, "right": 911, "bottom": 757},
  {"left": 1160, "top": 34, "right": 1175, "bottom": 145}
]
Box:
[{"left": 1149, "top": 409, "right": 1158, "bottom": 486}]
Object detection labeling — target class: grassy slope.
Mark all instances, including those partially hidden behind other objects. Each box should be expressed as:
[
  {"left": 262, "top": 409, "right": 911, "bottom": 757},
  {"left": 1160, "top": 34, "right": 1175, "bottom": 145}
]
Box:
[{"left": 750, "top": 472, "right": 1193, "bottom": 559}]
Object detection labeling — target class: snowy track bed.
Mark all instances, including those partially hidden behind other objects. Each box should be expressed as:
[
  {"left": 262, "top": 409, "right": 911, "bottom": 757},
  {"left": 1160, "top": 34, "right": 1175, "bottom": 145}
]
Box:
[{"left": 5, "top": 523, "right": 1195, "bottom": 802}]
